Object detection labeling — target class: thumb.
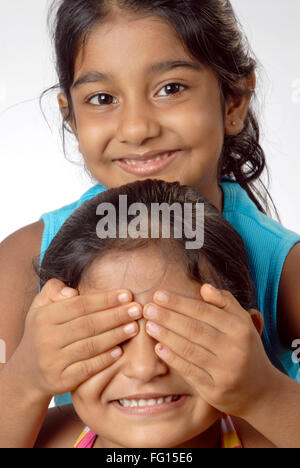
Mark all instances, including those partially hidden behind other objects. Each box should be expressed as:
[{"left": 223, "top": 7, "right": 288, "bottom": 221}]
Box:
[
  {"left": 200, "top": 283, "right": 243, "bottom": 317},
  {"left": 31, "top": 278, "right": 78, "bottom": 308},
  {"left": 200, "top": 284, "right": 229, "bottom": 308}
]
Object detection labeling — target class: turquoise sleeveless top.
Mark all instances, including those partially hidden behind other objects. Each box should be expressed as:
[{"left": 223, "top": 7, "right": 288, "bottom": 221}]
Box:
[{"left": 39, "top": 181, "right": 300, "bottom": 406}]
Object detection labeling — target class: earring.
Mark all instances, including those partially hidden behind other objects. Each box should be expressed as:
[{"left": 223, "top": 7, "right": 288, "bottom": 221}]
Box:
[{"left": 231, "top": 121, "right": 237, "bottom": 126}]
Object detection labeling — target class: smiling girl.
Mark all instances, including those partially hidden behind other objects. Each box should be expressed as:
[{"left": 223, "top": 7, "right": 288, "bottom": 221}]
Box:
[
  {"left": 0, "top": 0, "right": 299, "bottom": 433},
  {"left": 1, "top": 179, "right": 288, "bottom": 448},
  {"left": 46, "top": 0, "right": 299, "bottom": 383}
]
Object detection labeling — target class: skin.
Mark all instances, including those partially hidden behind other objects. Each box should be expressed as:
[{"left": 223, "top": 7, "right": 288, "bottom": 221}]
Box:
[
  {"left": 0, "top": 8, "right": 299, "bottom": 449},
  {"left": 0, "top": 277, "right": 146, "bottom": 448},
  {"left": 58, "top": 12, "right": 253, "bottom": 210},
  {"left": 57, "top": 11, "right": 300, "bottom": 353},
  {"left": 57, "top": 10, "right": 300, "bottom": 365},
  {"left": 66, "top": 245, "right": 267, "bottom": 448},
  {"left": 15, "top": 244, "right": 293, "bottom": 448}
]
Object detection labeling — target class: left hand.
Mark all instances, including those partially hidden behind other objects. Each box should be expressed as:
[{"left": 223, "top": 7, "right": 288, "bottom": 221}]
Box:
[{"left": 143, "top": 284, "right": 278, "bottom": 419}]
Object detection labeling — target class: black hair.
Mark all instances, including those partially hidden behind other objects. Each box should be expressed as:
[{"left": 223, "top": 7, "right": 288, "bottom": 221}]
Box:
[{"left": 37, "top": 179, "right": 257, "bottom": 311}]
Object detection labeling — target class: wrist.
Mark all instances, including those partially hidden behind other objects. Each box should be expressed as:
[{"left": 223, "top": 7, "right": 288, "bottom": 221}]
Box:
[
  {"left": 3, "top": 353, "right": 52, "bottom": 407},
  {"left": 240, "top": 367, "right": 288, "bottom": 426},
  {"left": 0, "top": 358, "right": 51, "bottom": 448},
  {"left": 238, "top": 368, "right": 300, "bottom": 448}
]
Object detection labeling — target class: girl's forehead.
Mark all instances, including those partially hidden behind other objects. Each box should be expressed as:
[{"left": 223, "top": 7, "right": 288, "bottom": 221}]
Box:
[
  {"left": 79, "top": 246, "right": 202, "bottom": 304},
  {"left": 74, "top": 12, "right": 194, "bottom": 76}
]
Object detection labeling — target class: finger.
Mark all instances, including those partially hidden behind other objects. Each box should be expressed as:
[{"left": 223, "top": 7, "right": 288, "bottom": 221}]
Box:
[
  {"left": 59, "top": 302, "right": 142, "bottom": 345},
  {"left": 31, "top": 278, "right": 78, "bottom": 308},
  {"left": 154, "top": 342, "right": 213, "bottom": 390},
  {"left": 51, "top": 289, "right": 133, "bottom": 324},
  {"left": 152, "top": 289, "right": 236, "bottom": 334},
  {"left": 144, "top": 303, "right": 224, "bottom": 352},
  {"left": 62, "top": 346, "right": 124, "bottom": 389},
  {"left": 200, "top": 284, "right": 251, "bottom": 319},
  {"left": 146, "top": 320, "right": 216, "bottom": 370},
  {"left": 62, "top": 320, "right": 139, "bottom": 365}
]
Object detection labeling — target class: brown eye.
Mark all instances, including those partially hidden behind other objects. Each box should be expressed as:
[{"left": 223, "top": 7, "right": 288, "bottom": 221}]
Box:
[
  {"left": 157, "top": 83, "right": 186, "bottom": 97},
  {"left": 88, "top": 93, "right": 117, "bottom": 106}
]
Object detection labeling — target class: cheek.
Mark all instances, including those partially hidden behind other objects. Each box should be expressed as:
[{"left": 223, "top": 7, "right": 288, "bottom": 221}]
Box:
[
  {"left": 72, "top": 104, "right": 110, "bottom": 158},
  {"left": 169, "top": 98, "right": 224, "bottom": 150},
  {"left": 77, "top": 122, "right": 107, "bottom": 158},
  {"left": 71, "top": 366, "right": 113, "bottom": 406},
  {"left": 188, "top": 398, "right": 221, "bottom": 438},
  {"left": 191, "top": 104, "right": 223, "bottom": 142},
  {"left": 71, "top": 370, "right": 113, "bottom": 430}
]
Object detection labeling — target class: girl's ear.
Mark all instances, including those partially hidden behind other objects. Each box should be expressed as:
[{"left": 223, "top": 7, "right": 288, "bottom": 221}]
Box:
[
  {"left": 249, "top": 309, "right": 264, "bottom": 336},
  {"left": 57, "top": 93, "right": 78, "bottom": 137},
  {"left": 224, "top": 72, "right": 256, "bottom": 136}
]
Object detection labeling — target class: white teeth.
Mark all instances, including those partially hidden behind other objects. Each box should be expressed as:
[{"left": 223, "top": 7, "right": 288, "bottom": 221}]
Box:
[
  {"left": 124, "top": 153, "right": 171, "bottom": 165},
  {"left": 148, "top": 399, "right": 156, "bottom": 406},
  {"left": 118, "top": 395, "right": 179, "bottom": 408}
]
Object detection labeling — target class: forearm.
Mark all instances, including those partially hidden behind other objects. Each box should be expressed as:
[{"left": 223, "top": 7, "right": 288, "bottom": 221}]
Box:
[
  {"left": 0, "top": 359, "right": 51, "bottom": 448},
  {"left": 243, "top": 368, "right": 300, "bottom": 448}
]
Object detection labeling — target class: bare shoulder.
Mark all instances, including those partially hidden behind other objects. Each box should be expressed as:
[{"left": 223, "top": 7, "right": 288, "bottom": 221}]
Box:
[
  {"left": 0, "top": 221, "right": 45, "bottom": 361},
  {"left": 35, "top": 404, "right": 84, "bottom": 448},
  {"left": 231, "top": 416, "right": 277, "bottom": 448},
  {"left": 277, "top": 242, "right": 300, "bottom": 347},
  {"left": 0, "top": 220, "right": 44, "bottom": 257}
]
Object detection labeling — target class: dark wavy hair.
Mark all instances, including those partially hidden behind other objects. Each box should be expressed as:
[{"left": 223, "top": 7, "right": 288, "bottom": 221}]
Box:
[
  {"left": 37, "top": 179, "right": 257, "bottom": 311},
  {"left": 41, "top": 0, "right": 277, "bottom": 217}
]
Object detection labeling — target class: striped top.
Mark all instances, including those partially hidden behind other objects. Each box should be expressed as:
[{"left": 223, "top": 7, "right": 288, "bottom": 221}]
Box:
[{"left": 73, "top": 414, "right": 243, "bottom": 448}]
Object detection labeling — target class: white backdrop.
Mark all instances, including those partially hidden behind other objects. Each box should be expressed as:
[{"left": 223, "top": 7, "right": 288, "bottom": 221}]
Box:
[{"left": 0, "top": 0, "right": 299, "bottom": 243}]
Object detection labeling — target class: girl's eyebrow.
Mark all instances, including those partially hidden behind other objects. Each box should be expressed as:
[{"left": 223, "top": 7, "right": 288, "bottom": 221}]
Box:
[{"left": 72, "top": 60, "right": 202, "bottom": 89}]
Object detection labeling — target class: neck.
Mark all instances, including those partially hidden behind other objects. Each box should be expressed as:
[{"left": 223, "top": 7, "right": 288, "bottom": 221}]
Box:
[{"left": 193, "top": 180, "right": 223, "bottom": 213}]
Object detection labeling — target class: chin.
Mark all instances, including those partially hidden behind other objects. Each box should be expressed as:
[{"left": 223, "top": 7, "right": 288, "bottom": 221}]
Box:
[{"left": 108, "top": 425, "right": 195, "bottom": 449}]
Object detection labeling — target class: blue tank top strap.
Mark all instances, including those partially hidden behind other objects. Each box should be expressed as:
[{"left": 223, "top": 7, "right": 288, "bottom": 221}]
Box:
[
  {"left": 39, "top": 184, "right": 107, "bottom": 266},
  {"left": 220, "top": 181, "right": 300, "bottom": 382}
]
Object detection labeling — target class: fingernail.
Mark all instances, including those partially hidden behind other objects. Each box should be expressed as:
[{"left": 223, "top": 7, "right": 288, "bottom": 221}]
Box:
[
  {"left": 124, "top": 323, "right": 138, "bottom": 335},
  {"left": 111, "top": 347, "right": 122, "bottom": 358},
  {"left": 155, "top": 343, "right": 167, "bottom": 355},
  {"left": 146, "top": 321, "right": 160, "bottom": 334},
  {"left": 128, "top": 305, "right": 141, "bottom": 318},
  {"left": 61, "top": 287, "right": 75, "bottom": 297},
  {"left": 144, "top": 304, "right": 158, "bottom": 318},
  {"left": 205, "top": 284, "right": 221, "bottom": 295},
  {"left": 118, "top": 291, "right": 131, "bottom": 303},
  {"left": 154, "top": 291, "right": 169, "bottom": 303}
]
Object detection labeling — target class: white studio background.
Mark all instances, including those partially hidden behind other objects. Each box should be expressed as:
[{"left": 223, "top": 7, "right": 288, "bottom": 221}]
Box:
[{"left": 0, "top": 0, "right": 300, "bottom": 244}]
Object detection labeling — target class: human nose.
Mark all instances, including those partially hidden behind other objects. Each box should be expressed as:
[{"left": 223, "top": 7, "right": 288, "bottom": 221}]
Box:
[
  {"left": 121, "top": 319, "right": 168, "bottom": 382},
  {"left": 116, "top": 98, "right": 161, "bottom": 146}
]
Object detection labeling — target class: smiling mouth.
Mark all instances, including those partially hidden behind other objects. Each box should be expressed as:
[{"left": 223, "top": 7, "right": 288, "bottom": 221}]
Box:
[
  {"left": 110, "top": 394, "right": 188, "bottom": 415},
  {"left": 113, "top": 150, "right": 180, "bottom": 176},
  {"left": 118, "top": 151, "right": 175, "bottom": 166},
  {"left": 117, "top": 394, "right": 181, "bottom": 407}
]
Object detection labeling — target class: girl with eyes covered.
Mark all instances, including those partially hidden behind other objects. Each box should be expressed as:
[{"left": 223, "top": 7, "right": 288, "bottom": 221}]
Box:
[{"left": 3, "top": 179, "right": 299, "bottom": 448}]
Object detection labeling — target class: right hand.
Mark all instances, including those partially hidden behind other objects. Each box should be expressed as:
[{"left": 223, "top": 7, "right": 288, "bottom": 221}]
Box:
[{"left": 10, "top": 279, "right": 142, "bottom": 399}]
